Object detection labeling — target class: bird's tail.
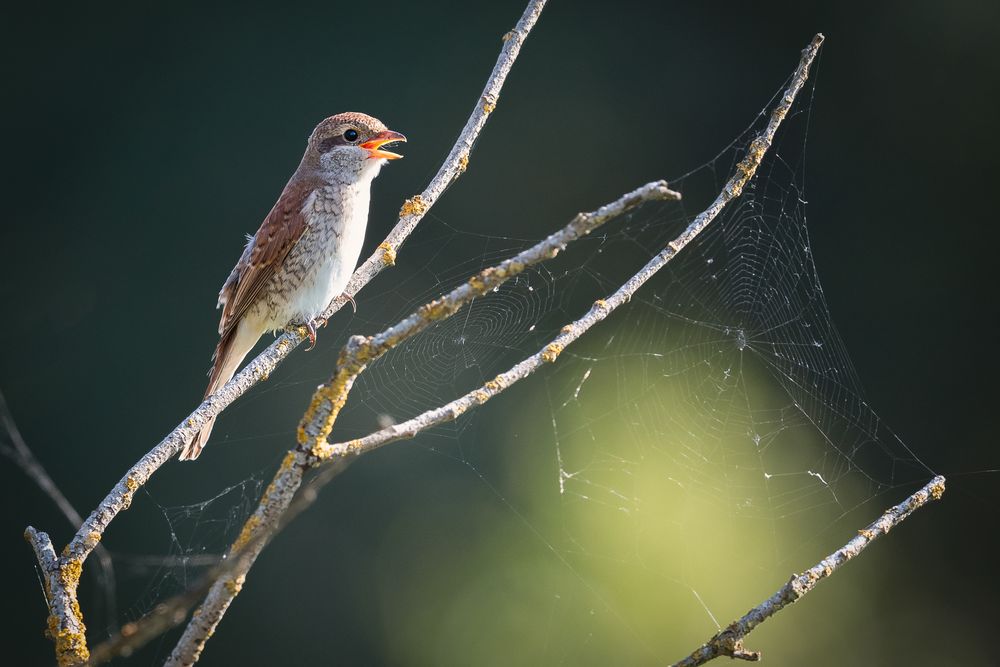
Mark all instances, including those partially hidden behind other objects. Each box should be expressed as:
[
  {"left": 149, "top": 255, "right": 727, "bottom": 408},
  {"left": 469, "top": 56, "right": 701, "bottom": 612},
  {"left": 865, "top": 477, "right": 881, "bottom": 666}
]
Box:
[{"left": 180, "top": 321, "right": 258, "bottom": 461}]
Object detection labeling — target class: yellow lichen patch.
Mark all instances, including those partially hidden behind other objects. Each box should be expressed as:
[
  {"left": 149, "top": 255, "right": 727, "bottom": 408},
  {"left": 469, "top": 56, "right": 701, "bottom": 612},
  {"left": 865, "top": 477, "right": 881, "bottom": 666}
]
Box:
[
  {"left": 473, "top": 389, "right": 489, "bottom": 403},
  {"left": 307, "top": 370, "right": 361, "bottom": 447},
  {"left": 298, "top": 385, "right": 333, "bottom": 445},
  {"left": 121, "top": 475, "right": 140, "bottom": 510},
  {"left": 232, "top": 514, "right": 261, "bottom": 553},
  {"left": 276, "top": 451, "right": 297, "bottom": 474},
  {"left": 48, "top": 561, "right": 89, "bottom": 667},
  {"left": 379, "top": 241, "right": 397, "bottom": 266},
  {"left": 458, "top": 154, "right": 469, "bottom": 172},
  {"left": 60, "top": 559, "right": 83, "bottom": 590},
  {"left": 224, "top": 574, "right": 246, "bottom": 596},
  {"left": 593, "top": 299, "right": 608, "bottom": 310},
  {"left": 502, "top": 30, "right": 514, "bottom": 42},
  {"left": 419, "top": 298, "right": 457, "bottom": 322},
  {"left": 541, "top": 343, "right": 563, "bottom": 363},
  {"left": 298, "top": 341, "right": 375, "bottom": 449},
  {"left": 930, "top": 477, "right": 946, "bottom": 500},
  {"left": 484, "top": 376, "right": 507, "bottom": 393},
  {"left": 858, "top": 528, "right": 877, "bottom": 540},
  {"left": 310, "top": 440, "right": 335, "bottom": 460},
  {"left": 483, "top": 102, "right": 496, "bottom": 114},
  {"left": 560, "top": 324, "right": 574, "bottom": 335},
  {"left": 51, "top": 616, "right": 90, "bottom": 667},
  {"left": 400, "top": 195, "right": 428, "bottom": 217},
  {"left": 468, "top": 274, "right": 488, "bottom": 293}
]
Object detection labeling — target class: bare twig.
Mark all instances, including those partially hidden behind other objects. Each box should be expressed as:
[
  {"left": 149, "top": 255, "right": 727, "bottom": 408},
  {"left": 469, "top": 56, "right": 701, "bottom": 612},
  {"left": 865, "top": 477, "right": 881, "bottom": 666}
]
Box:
[
  {"left": 166, "top": 30, "right": 824, "bottom": 667},
  {"left": 670, "top": 476, "right": 947, "bottom": 666},
  {"left": 2, "top": 390, "right": 85, "bottom": 529},
  {"left": 24, "top": 2, "right": 547, "bottom": 664},
  {"left": 3, "top": 390, "right": 119, "bottom": 635}
]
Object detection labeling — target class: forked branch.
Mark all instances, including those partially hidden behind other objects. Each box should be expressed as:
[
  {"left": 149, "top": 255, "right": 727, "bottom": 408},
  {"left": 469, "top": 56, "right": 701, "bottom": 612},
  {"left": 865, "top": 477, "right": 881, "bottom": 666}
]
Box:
[
  {"left": 24, "top": 1, "right": 547, "bottom": 665},
  {"left": 165, "top": 180, "right": 682, "bottom": 666},
  {"left": 164, "top": 31, "right": 825, "bottom": 667}
]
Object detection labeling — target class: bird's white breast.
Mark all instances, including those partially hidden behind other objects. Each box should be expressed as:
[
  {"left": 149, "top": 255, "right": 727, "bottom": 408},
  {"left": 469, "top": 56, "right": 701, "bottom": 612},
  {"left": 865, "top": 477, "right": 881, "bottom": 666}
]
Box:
[{"left": 284, "top": 162, "right": 382, "bottom": 324}]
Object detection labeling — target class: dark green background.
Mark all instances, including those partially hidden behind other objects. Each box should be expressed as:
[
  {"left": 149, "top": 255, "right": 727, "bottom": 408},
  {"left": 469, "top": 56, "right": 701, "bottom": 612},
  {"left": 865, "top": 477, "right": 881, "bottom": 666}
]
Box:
[{"left": 3, "top": 1, "right": 998, "bottom": 665}]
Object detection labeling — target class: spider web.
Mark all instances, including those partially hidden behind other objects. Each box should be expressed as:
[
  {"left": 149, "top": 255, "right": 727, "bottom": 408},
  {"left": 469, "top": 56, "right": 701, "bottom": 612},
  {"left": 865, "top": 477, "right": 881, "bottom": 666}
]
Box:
[{"left": 99, "top": 70, "right": 934, "bottom": 663}]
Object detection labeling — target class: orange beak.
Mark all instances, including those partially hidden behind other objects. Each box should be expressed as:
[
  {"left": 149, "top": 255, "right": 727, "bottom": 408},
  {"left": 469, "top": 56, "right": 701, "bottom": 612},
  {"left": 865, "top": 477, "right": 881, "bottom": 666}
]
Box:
[{"left": 360, "top": 130, "right": 406, "bottom": 160}]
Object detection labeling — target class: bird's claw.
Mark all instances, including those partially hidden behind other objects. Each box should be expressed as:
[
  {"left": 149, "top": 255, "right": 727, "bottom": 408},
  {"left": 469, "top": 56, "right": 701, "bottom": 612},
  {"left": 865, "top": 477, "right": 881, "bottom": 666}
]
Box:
[
  {"left": 341, "top": 292, "right": 357, "bottom": 313},
  {"left": 298, "top": 315, "right": 330, "bottom": 351},
  {"left": 305, "top": 319, "right": 320, "bottom": 351}
]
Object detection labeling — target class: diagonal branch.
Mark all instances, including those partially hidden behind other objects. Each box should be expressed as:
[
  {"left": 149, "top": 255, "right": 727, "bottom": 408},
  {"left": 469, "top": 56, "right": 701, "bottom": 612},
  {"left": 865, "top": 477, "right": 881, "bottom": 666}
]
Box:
[
  {"left": 166, "top": 180, "right": 682, "bottom": 667},
  {"left": 670, "top": 475, "right": 947, "bottom": 666},
  {"left": 3, "top": 388, "right": 120, "bottom": 637},
  {"left": 2, "top": 389, "right": 85, "bottom": 529},
  {"left": 24, "top": 3, "right": 547, "bottom": 665},
  {"left": 319, "top": 32, "right": 830, "bottom": 460},
  {"left": 85, "top": 462, "right": 345, "bottom": 665},
  {"left": 165, "top": 31, "right": 824, "bottom": 667}
]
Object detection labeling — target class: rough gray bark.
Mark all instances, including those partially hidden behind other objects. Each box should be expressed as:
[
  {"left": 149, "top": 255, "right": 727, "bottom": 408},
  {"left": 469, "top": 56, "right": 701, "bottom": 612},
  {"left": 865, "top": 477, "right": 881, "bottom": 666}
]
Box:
[{"left": 670, "top": 475, "right": 947, "bottom": 666}]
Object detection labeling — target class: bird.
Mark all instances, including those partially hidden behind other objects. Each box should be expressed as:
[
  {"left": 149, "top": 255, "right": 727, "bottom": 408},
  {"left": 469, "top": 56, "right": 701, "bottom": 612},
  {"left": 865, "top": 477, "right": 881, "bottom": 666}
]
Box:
[{"left": 179, "top": 112, "right": 406, "bottom": 461}]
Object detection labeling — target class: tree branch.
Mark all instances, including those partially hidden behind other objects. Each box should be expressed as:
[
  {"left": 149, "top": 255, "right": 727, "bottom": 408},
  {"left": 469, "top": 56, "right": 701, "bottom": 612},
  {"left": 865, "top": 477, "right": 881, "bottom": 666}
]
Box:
[
  {"left": 2, "top": 390, "right": 85, "bottom": 529},
  {"left": 25, "top": 527, "right": 89, "bottom": 667},
  {"left": 165, "top": 179, "right": 681, "bottom": 667},
  {"left": 670, "top": 475, "right": 947, "bottom": 666},
  {"left": 24, "top": 2, "right": 547, "bottom": 664},
  {"left": 3, "top": 389, "right": 120, "bottom": 635},
  {"left": 165, "top": 31, "right": 824, "bottom": 667},
  {"left": 86, "top": 462, "right": 344, "bottom": 665}
]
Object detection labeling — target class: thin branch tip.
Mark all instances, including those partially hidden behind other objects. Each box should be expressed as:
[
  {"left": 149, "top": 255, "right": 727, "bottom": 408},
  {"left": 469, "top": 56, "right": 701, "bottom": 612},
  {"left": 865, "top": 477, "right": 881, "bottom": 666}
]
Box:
[{"left": 670, "top": 474, "right": 946, "bottom": 666}]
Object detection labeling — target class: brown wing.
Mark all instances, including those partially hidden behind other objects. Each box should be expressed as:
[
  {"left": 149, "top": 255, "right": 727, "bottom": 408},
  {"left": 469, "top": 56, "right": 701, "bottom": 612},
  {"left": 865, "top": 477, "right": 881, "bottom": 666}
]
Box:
[{"left": 217, "top": 177, "right": 318, "bottom": 339}]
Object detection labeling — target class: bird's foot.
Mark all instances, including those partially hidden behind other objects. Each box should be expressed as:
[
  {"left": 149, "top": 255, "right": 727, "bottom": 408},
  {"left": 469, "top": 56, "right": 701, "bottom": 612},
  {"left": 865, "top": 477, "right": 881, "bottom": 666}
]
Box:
[
  {"left": 304, "top": 318, "right": 324, "bottom": 351},
  {"left": 341, "top": 292, "right": 357, "bottom": 313},
  {"left": 296, "top": 315, "right": 329, "bottom": 351}
]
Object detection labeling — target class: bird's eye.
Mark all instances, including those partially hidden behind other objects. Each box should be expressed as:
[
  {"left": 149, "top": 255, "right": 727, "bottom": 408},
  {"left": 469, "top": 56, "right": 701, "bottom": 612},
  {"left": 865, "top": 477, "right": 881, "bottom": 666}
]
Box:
[{"left": 343, "top": 129, "right": 359, "bottom": 142}]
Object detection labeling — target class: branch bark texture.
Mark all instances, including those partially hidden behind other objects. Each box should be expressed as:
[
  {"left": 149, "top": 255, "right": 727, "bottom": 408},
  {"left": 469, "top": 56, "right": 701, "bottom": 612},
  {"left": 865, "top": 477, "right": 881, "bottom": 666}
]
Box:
[{"left": 670, "top": 475, "right": 946, "bottom": 666}]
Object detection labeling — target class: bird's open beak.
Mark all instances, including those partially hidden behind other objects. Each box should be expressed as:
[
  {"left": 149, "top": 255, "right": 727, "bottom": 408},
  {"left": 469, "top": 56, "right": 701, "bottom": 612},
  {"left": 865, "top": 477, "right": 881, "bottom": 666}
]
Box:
[{"left": 361, "top": 130, "right": 406, "bottom": 160}]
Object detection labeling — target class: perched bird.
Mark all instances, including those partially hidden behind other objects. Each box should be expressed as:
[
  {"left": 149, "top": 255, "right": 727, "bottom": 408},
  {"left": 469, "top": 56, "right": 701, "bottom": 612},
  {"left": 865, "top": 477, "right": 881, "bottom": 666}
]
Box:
[{"left": 180, "top": 112, "right": 406, "bottom": 460}]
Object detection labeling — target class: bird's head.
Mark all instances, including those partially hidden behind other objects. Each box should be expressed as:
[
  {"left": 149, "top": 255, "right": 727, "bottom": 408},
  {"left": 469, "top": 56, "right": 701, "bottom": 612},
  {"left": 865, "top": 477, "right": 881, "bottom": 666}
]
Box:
[{"left": 308, "top": 112, "right": 406, "bottom": 181}]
